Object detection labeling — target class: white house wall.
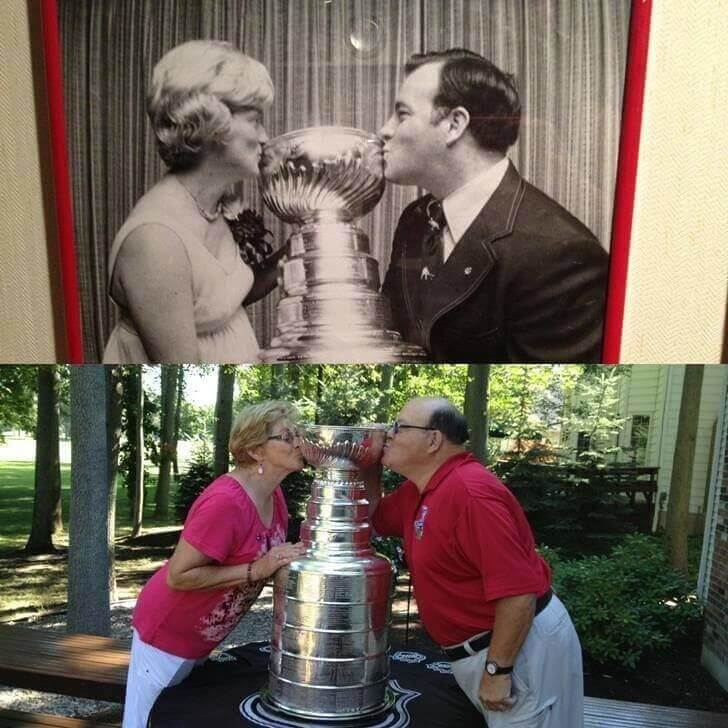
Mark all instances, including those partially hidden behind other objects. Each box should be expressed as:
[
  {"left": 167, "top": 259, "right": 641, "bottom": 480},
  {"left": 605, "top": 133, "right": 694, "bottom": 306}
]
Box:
[
  {"left": 616, "top": 364, "right": 662, "bottom": 456},
  {"left": 650, "top": 366, "right": 728, "bottom": 519}
]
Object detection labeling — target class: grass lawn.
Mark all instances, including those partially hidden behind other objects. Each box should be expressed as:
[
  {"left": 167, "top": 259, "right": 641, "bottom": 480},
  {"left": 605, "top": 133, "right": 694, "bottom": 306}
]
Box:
[{"left": 0, "top": 460, "right": 180, "bottom": 620}]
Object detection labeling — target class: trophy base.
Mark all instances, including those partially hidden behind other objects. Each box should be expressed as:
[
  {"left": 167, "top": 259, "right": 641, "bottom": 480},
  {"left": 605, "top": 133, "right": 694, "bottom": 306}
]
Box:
[{"left": 260, "top": 328, "right": 427, "bottom": 363}]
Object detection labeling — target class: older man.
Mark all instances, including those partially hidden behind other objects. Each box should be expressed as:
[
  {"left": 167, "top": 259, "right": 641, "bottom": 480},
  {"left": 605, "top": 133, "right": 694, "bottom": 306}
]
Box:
[
  {"left": 379, "top": 49, "right": 607, "bottom": 363},
  {"left": 365, "top": 397, "right": 583, "bottom": 727}
]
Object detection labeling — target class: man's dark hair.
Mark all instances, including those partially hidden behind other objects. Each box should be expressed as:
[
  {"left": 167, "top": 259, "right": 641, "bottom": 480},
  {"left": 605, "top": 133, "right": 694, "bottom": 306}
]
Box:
[
  {"left": 405, "top": 48, "right": 520, "bottom": 154},
  {"left": 427, "top": 402, "right": 469, "bottom": 445}
]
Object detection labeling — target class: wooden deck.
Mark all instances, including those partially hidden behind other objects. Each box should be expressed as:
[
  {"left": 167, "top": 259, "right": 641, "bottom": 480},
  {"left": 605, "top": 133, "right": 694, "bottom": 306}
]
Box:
[
  {"left": 0, "top": 625, "right": 725, "bottom": 726},
  {"left": 0, "top": 625, "right": 129, "bottom": 703},
  {"left": 584, "top": 696, "right": 727, "bottom": 727},
  {"left": 0, "top": 709, "right": 118, "bottom": 727}
]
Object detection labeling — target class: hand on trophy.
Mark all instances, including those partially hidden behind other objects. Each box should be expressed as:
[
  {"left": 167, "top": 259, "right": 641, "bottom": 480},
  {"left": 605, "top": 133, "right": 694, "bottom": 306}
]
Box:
[{"left": 253, "top": 541, "right": 307, "bottom": 581}]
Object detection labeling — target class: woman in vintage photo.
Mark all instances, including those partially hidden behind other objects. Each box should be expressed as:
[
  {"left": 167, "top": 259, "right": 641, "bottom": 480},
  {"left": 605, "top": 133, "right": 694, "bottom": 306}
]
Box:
[
  {"left": 122, "top": 400, "right": 306, "bottom": 728},
  {"left": 104, "top": 40, "right": 284, "bottom": 363}
]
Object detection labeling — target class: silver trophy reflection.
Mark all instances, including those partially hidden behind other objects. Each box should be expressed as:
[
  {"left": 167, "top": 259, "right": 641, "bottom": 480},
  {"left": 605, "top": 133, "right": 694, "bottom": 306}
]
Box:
[
  {"left": 258, "top": 126, "right": 425, "bottom": 363},
  {"left": 261, "top": 424, "right": 395, "bottom": 721}
]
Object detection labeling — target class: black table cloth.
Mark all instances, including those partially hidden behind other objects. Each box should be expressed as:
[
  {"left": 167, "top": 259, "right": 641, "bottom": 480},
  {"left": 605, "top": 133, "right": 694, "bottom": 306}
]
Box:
[{"left": 150, "top": 641, "right": 484, "bottom": 727}]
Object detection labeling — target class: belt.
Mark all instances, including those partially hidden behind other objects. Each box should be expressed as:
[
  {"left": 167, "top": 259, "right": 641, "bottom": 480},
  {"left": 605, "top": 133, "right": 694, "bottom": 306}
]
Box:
[{"left": 441, "top": 588, "right": 553, "bottom": 662}]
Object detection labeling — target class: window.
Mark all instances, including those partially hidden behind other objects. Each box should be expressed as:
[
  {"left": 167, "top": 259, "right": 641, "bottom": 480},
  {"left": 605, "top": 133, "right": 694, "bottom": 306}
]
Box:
[{"left": 629, "top": 415, "right": 650, "bottom": 464}]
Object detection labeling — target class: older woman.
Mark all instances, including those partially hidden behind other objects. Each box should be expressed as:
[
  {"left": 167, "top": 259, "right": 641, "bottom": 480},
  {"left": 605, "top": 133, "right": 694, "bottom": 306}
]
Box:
[
  {"left": 104, "top": 40, "right": 283, "bottom": 363},
  {"left": 122, "top": 401, "right": 307, "bottom": 728}
]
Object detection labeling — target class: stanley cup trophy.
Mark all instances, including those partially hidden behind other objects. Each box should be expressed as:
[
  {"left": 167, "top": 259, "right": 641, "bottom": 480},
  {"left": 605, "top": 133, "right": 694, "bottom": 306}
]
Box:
[
  {"left": 258, "top": 126, "right": 426, "bottom": 363},
  {"left": 261, "top": 424, "right": 395, "bottom": 721}
]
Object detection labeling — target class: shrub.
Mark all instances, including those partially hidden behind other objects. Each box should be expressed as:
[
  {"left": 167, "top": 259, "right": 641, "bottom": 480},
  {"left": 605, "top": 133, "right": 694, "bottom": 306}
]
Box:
[
  {"left": 550, "top": 533, "right": 702, "bottom": 668},
  {"left": 493, "top": 450, "right": 643, "bottom": 556},
  {"left": 174, "top": 447, "right": 215, "bottom": 522}
]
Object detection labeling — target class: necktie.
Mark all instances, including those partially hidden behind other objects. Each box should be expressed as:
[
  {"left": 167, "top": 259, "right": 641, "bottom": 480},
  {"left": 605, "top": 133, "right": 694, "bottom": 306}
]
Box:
[{"left": 421, "top": 199, "right": 446, "bottom": 280}]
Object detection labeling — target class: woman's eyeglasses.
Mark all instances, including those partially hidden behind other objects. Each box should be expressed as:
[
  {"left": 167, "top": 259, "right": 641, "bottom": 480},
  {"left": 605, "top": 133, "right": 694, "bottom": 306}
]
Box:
[
  {"left": 267, "top": 429, "right": 300, "bottom": 444},
  {"left": 390, "top": 421, "right": 433, "bottom": 434}
]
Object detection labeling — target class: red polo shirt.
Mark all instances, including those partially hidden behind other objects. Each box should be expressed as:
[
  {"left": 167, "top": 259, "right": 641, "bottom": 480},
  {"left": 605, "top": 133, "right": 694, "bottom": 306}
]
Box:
[{"left": 372, "top": 452, "right": 550, "bottom": 646}]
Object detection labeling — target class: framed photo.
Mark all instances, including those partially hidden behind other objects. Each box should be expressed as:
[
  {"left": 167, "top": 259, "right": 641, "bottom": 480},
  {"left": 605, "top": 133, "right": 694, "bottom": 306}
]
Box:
[{"left": 39, "top": 0, "right": 652, "bottom": 364}]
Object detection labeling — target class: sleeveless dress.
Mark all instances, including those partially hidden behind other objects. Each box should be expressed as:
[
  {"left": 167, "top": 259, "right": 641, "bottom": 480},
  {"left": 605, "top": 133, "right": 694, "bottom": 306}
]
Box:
[{"left": 103, "top": 177, "right": 260, "bottom": 363}]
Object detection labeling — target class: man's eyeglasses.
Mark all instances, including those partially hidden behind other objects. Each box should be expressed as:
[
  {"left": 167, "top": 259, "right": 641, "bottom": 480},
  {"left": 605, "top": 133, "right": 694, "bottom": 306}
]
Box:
[
  {"left": 267, "top": 429, "right": 300, "bottom": 444},
  {"left": 390, "top": 421, "right": 433, "bottom": 435}
]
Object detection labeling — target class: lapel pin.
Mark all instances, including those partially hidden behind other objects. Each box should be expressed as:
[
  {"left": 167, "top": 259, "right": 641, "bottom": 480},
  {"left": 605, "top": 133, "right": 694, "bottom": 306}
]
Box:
[
  {"left": 464, "top": 266, "right": 472, "bottom": 275},
  {"left": 421, "top": 266, "right": 435, "bottom": 281}
]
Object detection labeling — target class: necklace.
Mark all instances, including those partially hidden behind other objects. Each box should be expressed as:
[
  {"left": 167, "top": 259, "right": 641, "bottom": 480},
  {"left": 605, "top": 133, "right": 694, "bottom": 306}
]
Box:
[{"left": 176, "top": 176, "right": 222, "bottom": 222}]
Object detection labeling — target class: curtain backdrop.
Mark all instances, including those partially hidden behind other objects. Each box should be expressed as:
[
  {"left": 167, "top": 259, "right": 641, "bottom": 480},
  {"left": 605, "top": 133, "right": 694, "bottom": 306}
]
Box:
[{"left": 59, "top": 0, "right": 630, "bottom": 361}]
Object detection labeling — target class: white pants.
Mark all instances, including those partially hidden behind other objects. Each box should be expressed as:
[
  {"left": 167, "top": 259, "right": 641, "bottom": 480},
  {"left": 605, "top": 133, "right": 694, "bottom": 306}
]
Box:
[
  {"left": 449, "top": 595, "right": 584, "bottom": 728},
  {"left": 122, "top": 629, "right": 205, "bottom": 728}
]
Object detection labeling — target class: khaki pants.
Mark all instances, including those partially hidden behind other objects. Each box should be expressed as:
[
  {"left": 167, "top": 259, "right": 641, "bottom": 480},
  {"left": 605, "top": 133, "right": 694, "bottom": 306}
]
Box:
[{"left": 449, "top": 595, "right": 584, "bottom": 728}]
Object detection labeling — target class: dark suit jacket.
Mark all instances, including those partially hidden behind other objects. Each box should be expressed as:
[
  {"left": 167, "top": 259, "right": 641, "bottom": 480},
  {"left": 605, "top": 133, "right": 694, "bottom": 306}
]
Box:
[{"left": 381, "top": 163, "right": 608, "bottom": 363}]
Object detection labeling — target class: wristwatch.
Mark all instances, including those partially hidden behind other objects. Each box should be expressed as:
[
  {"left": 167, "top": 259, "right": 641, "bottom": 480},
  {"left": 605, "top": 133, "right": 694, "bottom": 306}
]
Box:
[{"left": 485, "top": 659, "right": 513, "bottom": 676}]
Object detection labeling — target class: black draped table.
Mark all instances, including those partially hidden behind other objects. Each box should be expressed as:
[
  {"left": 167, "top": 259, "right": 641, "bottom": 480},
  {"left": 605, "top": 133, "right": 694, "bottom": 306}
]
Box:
[{"left": 150, "top": 641, "right": 484, "bottom": 727}]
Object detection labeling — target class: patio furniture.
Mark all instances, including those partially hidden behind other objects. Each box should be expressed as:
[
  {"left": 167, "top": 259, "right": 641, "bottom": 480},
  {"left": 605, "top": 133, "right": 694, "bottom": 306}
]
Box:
[
  {"left": 0, "top": 708, "right": 118, "bottom": 727},
  {"left": 0, "top": 625, "right": 128, "bottom": 702}
]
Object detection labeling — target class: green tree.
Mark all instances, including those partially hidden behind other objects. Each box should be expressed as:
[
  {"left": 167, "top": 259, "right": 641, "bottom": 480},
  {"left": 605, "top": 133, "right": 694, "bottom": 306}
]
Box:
[
  {"left": 0, "top": 365, "right": 37, "bottom": 438},
  {"left": 562, "top": 365, "right": 629, "bottom": 463},
  {"left": 154, "top": 365, "right": 180, "bottom": 518},
  {"left": 68, "top": 366, "right": 116, "bottom": 635},
  {"left": 25, "top": 366, "right": 62, "bottom": 554},
  {"left": 214, "top": 365, "right": 236, "bottom": 476},
  {"left": 464, "top": 365, "right": 489, "bottom": 462}
]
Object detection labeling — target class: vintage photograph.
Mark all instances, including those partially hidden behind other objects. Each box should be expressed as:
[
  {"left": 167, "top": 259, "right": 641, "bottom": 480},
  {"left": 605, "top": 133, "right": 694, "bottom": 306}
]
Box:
[
  {"left": 58, "top": 0, "right": 630, "bottom": 362},
  {"left": 56, "top": 0, "right": 634, "bottom": 364},
  {"left": 1, "top": 363, "right": 727, "bottom": 725}
]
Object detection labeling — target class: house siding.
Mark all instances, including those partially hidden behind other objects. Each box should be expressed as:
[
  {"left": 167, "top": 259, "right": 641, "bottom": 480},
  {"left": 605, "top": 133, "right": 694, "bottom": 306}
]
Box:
[
  {"left": 643, "top": 366, "right": 728, "bottom": 527},
  {"left": 701, "top": 392, "right": 728, "bottom": 691}
]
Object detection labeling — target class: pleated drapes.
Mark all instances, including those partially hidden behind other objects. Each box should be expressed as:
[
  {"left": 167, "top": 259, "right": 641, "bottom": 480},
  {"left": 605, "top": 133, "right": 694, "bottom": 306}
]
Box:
[{"left": 58, "top": 0, "right": 630, "bottom": 361}]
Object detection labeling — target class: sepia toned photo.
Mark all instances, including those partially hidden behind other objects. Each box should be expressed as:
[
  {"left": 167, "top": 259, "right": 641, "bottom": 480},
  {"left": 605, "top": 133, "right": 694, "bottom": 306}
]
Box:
[{"left": 56, "top": 0, "right": 634, "bottom": 364}]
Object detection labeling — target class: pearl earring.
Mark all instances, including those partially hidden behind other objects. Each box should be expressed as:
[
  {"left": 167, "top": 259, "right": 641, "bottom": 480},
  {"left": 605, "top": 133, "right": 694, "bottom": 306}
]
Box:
[{"left": 257, "top": 462, "right": 264, "bottom": 475}]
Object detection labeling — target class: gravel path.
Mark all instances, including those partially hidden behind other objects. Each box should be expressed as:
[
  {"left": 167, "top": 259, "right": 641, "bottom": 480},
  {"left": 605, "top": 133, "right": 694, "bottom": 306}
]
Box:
[{"left": 0, "top": 587, "right": 276, "bottom": 722}]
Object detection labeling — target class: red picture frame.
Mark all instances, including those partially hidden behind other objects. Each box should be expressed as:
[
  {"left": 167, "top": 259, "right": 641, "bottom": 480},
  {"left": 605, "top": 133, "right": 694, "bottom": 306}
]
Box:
[{"left": 38, "top": 0, "right": 653, "bottom": 365}]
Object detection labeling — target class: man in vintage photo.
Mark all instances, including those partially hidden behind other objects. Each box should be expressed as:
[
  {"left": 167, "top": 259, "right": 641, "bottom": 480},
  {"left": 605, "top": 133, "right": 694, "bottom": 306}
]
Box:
[
  {"left": 365, "top": 396, "right": 584, "bottom": 727},
  {"left": 379, "top": 49, "right": 608, "bottom": 363}
]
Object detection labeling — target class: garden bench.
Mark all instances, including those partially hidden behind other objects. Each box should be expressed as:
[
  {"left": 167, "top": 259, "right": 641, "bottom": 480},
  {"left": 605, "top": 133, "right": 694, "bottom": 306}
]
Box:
[
  {"left": 0, "top": 708, "right": 118, "bottom": 727},
  {"left": 0, "top": 625, "right": 128, "bottom": 703}
]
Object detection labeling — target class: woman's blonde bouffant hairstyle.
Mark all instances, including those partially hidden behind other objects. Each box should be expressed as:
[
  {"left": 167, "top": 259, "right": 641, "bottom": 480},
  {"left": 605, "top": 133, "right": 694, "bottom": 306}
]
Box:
[
  {"left": 147, "top": 40, "right": 274, "bottom": 171},
  {"left": 229, "top": 400, "right": 299, "bottom": 467}
]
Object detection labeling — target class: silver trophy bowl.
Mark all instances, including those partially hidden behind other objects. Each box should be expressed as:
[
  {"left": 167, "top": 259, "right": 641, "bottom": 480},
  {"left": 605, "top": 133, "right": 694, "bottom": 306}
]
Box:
[
  {"left": 262, "top": 423, "right": 396, "bottom": 721},
  {"left": 258, "top": 126, "right": 426, "bottom": 363},
  {"left": 299, "top": 423, "right": 387, "bottom": 471},
  {"left": 260, "top": 126, "right": 385, "bottom": 223}
]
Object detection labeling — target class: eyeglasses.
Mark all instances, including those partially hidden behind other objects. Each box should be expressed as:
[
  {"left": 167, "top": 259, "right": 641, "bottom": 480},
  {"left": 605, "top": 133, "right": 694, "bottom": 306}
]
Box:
[
  {"left": 267, "top": 428, "right": 300, "bottom": 444},
  {"left": 390, "top": 421, "right": 433, "bottom": 435}
]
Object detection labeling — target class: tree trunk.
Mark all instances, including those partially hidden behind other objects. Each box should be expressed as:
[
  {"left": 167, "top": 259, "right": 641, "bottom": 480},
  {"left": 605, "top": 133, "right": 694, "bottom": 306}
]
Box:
[
  {"left": 665, "top": 364, "right": 704, "bottom": 576},
  {"left": 376, "top": 365, "right": 394, "bottom": 422},
  {"left": 464, "top": 365, "right": 490, "bottom": 463},
  {"left": 172, "top": 366, "right": 184, "bottom": 477},
  {"left": 105, "top": 366, "right": 122, "bottom": 599},
  {"left": 154, "top": 365, "right": 179, "bottom": 519},
  {"left": 270, "top": 365, "right": 286, "bottom": 398},
  {"left": 314, "top": 366, "right": 324, "bottom": 424},
  {"left": 214, "top": 365, "right": 235, "bottom": 477},
  {"left": 25, "top": 366, "right": 62, "bottom": 554},
  {"left": 287, "top": 364, "right": 301, "bottom": 398},
  {"left": 130, "top": 368, "right": 145, "bottom": 538},
  {"left": 68, "top": 366, "right": 114, "bottom": 635}
]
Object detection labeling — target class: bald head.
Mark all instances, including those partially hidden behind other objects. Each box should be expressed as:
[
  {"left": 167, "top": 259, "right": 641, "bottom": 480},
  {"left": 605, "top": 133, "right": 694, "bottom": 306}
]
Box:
[{"left": 402, "top": 397, "right": 469, "bottom": 445}]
